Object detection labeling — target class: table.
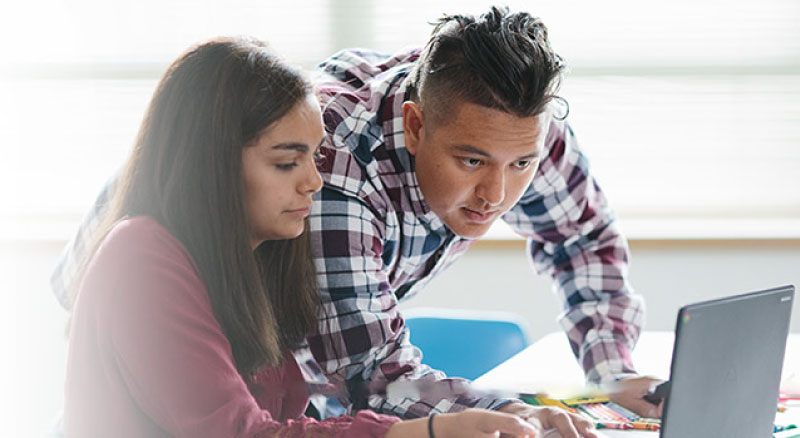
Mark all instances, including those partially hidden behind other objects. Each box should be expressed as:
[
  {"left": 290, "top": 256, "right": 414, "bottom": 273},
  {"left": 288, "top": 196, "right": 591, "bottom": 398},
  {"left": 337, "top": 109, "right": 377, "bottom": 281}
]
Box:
[{"left": 475, "top": 331, "right": 800, "bottom": 437}]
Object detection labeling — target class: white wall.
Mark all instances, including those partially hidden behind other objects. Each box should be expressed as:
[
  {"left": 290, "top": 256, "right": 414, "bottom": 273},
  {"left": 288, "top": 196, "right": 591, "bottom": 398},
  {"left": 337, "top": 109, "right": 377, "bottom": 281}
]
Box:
[
  {"left": 399, "top": 240, "right": 800, "bottom": 338},
  {"left": 1, "top": 241, "right": 69, "bottom": 437}
]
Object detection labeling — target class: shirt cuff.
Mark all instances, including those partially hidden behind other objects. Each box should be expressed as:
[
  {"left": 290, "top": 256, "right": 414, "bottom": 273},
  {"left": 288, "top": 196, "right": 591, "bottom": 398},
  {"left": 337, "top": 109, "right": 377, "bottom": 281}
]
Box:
[
  {"left": 348, "top": 410, "right": 402, "bottom": 438},
  {"left": 581, "top": 339, "right": 637, "bottom": 384}
]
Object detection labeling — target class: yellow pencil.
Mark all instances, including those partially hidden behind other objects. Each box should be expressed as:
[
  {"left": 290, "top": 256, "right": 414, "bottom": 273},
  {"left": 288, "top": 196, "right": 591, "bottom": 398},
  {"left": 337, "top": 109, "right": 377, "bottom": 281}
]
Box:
[{"left": 533, "top": 397, "right": 578, "bottom": 413}]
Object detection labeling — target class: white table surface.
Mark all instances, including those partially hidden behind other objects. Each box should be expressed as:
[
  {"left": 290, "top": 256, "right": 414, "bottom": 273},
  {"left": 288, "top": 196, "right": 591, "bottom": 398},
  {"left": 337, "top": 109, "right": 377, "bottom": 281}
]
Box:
[{"left": 475, "top": 331, "right": 800, "bottom": 437}]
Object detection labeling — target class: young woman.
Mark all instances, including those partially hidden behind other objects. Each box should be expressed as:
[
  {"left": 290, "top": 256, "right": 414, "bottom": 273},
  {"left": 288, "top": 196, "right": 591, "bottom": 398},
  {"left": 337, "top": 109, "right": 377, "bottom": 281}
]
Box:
[{"left": 64, "top": 37, "right": 539, "bottom": 438}]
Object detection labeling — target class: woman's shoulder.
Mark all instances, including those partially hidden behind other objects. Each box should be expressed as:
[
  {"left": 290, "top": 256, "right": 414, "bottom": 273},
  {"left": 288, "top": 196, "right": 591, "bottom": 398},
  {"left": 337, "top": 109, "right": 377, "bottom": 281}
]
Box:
[
  {"left": 99, "top": 216, "right": 190, "bottom": 265},
  {"left": 86, "top": 216, "right": 199, "bottom": 295},
  {"left": 80, "top": 216, "right": 210, "bottom": 323},
  {"left": 104, "top": 215, "right": 176, "bottom": 247}
]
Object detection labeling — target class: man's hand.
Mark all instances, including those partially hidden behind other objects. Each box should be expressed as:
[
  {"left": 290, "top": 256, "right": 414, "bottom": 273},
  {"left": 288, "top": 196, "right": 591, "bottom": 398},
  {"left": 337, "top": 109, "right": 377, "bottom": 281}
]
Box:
[
  {"left": 608, "top": 376, "right": 665, "bottom": 418},
  {"left": 498, "top": 402, "right": 598, "bottom": 438}
]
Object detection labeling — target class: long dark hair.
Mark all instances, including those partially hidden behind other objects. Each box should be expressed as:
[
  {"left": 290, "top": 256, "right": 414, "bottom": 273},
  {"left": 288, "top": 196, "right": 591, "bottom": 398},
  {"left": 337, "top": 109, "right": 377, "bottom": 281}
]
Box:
[{"left": 83, "top": 37, "right": 319, "bottom": 373}]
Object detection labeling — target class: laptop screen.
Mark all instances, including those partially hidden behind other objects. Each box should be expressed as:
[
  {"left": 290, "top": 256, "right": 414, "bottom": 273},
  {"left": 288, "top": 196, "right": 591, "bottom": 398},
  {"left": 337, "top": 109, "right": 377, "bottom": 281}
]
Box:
[{"left": 661, "top": 285, "right": 795, "bottom": 438}]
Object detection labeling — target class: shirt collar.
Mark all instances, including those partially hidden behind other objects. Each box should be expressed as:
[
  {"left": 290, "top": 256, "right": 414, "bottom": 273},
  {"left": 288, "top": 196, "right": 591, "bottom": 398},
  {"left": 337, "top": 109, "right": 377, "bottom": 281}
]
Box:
[{"left": 379, "top": 75, "right": 436, "bottom": 221}]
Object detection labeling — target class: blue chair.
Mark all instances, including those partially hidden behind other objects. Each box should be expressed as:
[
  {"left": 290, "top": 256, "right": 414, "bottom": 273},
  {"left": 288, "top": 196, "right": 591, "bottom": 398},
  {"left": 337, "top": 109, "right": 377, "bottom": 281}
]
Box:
[{"left": 403, "top": 308, "right": 531, "bottom": 380}]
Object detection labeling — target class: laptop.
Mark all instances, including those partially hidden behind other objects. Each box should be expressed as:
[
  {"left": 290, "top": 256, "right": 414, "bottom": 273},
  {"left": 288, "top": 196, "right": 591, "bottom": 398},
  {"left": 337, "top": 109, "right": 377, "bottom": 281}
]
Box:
[
  {"left": 556, "top": 285, "right": 796, "bottom": 438},
  {"left": 658, "top": 285, "right": 795, "bottom": 438}
]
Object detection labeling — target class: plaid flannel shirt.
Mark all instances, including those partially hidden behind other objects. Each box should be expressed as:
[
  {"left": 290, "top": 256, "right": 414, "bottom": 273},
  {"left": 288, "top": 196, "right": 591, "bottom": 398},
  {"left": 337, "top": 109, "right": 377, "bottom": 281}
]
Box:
[
  {"left": 306, "top": 48, "right": 644, "bottom": 417},
  {"left": 50, "top": 47, "right": 645, "bottom": 421}
]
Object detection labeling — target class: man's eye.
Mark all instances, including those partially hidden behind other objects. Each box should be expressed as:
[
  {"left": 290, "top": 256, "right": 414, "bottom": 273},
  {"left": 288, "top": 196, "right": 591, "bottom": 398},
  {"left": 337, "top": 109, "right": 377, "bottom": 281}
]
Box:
[
  {"left": 462, "top": 158, "right": 483, "bottom": 168},
  {"left": 514, "top": 160, "right": 532, "bottom": 169},
  {"left": 276, "top": 162, "right": 298, "bottom": 171}
]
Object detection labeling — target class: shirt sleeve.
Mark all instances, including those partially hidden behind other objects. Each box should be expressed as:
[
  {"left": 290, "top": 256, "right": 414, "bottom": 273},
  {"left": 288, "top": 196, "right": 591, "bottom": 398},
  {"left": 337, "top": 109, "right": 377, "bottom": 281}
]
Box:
[
  {"left": 307, "top": 188, "right": 514, "bottom": 419},
  {"left": 502, "top": 118, "right": 646, "bottom": 384},
  {"left": 317, "top": 48, "right": 420, "bottom": 89},
  {"left": 72, "top": 218, "right": 399, "bottom": 438}
]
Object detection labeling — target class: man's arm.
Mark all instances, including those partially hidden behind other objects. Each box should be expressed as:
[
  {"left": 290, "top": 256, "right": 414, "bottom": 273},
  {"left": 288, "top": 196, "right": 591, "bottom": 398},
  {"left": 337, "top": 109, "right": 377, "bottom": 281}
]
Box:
[
  {"left": 307, "top": 187, "right": 513, "bottom": 419},
  {"left": 502, "top": 118, "right": 645, "bottom": 384}
]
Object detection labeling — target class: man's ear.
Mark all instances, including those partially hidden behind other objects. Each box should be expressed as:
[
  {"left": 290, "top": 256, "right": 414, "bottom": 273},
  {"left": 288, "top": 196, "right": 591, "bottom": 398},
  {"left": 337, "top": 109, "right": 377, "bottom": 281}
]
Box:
[{"left": 402, "top": 101, "right": 424, "bottom": 156}]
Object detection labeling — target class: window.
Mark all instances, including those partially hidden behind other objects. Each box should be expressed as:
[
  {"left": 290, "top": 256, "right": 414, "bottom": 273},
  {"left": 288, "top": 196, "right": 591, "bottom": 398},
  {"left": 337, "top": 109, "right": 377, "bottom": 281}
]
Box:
[{"left": 2, "top": 0, "right": 798, "bottom": 240}]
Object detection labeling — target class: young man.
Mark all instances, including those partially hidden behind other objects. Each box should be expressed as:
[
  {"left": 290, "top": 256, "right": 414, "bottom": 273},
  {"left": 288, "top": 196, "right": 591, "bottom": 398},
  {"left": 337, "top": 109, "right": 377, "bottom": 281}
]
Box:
[
  {"left": 307, "top": 6, "right": 657, "bottom": 423},
  {"left": 53, "top": 7, "right": 657, "bottom": 434}
]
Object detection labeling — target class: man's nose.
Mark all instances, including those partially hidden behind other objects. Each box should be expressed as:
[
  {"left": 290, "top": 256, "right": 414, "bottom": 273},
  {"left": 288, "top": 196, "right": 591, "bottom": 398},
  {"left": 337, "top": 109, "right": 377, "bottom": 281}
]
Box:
[{"left": 475, "top": 167, "right": 505, "bottom": 207}]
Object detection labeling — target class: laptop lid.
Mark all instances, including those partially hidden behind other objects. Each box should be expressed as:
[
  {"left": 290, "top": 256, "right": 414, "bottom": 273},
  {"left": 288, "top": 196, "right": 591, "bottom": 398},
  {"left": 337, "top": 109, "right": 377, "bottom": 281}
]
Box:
[{"left": 661, "top": 285, "right": 795, "bottom": 438}]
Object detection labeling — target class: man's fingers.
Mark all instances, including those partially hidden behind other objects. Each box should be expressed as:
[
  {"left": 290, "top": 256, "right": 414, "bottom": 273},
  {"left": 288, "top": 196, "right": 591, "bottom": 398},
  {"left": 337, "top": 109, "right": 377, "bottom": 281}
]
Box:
[
  {"left": 609, "top": 375, "right": 667, "bottom": 418},
  {"left": 616, "top": 396, "right": 659, "bottom": 418}
]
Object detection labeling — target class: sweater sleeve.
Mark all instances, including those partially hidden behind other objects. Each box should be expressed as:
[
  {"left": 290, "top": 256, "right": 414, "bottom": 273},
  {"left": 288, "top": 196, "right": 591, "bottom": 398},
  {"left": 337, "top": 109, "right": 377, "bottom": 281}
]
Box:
[
  {"left": 255, "top": 410, "right": 399, "bottom": 438},
  {"left": 75, "top": 217, "right": 399, "bottom": 438}
]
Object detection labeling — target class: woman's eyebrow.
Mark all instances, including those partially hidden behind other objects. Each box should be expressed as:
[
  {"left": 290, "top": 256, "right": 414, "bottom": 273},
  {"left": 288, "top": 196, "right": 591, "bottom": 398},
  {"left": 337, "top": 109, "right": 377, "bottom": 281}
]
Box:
[{"left": 271, "top": 142, "right": 309, "bottom": 153}]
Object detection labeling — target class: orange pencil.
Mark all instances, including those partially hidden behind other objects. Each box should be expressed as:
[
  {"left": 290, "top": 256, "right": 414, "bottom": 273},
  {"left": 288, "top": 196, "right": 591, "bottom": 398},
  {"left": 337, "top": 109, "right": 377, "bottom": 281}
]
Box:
[{"left": 628, "top": 422, "right": 661, "bottom": 431}]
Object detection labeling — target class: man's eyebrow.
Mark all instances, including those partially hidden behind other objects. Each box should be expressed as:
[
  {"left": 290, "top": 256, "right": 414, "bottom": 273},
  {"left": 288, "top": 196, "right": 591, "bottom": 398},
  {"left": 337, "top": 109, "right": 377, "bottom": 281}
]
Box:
[
  {"left": 272, "top": 142, "right": 309, "bottom": 153},
  {"left": 453, "top": 144, "right": 491, "bottom": 158},
  {"left": 452, "top": 144, "right": 540, "bottom": 160},
  {"left": 517, "top": 150, "right": 540, "bottom": 160}
]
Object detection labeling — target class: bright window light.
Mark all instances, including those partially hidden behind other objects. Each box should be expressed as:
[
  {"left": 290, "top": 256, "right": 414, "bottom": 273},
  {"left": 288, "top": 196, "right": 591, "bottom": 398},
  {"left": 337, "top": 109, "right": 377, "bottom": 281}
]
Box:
[{"left": 1, "top": 0, "right": 798, "bottom": 240}]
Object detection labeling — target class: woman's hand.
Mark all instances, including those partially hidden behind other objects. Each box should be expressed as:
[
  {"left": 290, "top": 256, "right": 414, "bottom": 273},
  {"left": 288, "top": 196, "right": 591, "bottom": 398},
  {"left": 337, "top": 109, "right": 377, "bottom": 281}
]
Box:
[
  {"left": 497, "top": 402, "right": 598, "bottom": 438},
  {"left": 439, "top": 408, "right": 540, "bottom": 437},
  {"left": 386, "top": 408, "right": 539, "bottom": 438}
]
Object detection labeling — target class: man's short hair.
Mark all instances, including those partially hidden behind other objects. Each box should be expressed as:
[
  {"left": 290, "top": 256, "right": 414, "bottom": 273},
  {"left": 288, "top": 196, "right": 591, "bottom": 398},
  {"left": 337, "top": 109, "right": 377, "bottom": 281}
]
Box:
[{"left": 408, "top": 6, "right": 566, "bottom": 127}]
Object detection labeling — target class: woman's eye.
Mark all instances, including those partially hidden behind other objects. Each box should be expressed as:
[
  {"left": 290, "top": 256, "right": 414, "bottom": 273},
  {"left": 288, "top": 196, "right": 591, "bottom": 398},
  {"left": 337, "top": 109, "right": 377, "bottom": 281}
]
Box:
[
  {"left": 462, "top": 158, "right": 483, "bottom": 168},
  {"left": 276, "top": 162, "right": 298, "bottom": 171}
]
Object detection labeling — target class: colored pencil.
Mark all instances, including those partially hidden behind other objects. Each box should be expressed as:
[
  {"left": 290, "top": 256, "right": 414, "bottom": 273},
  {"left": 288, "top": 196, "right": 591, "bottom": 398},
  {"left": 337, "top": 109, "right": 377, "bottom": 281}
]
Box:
[
  {"left": 604, "top": 401, "right": 641, "bottom": 420},
  {"left": 562, "top": 395, "right": 610, "bottom": 405},
  {"left": 595, "top": 402, "right": 631, "bottom": 422},
  {"left": 594, "top": 422, "right": 632, "bottom": 430},
  {"left": 580, "top": 404, "right": 613, "bottom": 421},
  {"left": 628, "top": 421, "right": 661, "bottom": 431},
  {"left": 531, "top": 397, "right": 579, "bottom": 413}
]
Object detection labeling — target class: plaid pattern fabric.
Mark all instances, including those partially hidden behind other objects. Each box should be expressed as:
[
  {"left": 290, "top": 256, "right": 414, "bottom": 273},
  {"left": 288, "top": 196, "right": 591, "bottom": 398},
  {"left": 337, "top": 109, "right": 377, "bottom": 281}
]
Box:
[
  {"left": 306, "top": 48, "right": 645, "bottom": 417},
  {"left": 50, "top": 47, "right": 645, "bottom": 420},
  {"left": 50, "top": 175, "right": 117, "bottom": 309}
]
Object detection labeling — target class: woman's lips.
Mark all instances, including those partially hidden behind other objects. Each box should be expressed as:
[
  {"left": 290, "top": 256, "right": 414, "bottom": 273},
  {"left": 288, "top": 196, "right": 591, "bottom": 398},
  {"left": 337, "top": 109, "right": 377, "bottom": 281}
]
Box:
[{"left": 286, "top": 206, "right": 311, "bottom": 217}]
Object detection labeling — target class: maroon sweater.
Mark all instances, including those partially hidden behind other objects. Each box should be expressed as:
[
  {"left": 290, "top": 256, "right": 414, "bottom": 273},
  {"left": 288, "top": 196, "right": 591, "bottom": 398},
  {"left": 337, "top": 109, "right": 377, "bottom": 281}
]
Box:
[{"left": 65, "top": 216, "right": 399, "bottom": 438}]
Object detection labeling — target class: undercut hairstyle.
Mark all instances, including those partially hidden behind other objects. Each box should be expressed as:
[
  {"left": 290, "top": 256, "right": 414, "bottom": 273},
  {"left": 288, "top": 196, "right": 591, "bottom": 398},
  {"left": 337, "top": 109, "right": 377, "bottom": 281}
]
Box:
[
  {"left": 408, "top": 6, "right": 567, "bottom": 128},
  {"left": 76, "top": 37, "right": 318, "bottom": 374}
]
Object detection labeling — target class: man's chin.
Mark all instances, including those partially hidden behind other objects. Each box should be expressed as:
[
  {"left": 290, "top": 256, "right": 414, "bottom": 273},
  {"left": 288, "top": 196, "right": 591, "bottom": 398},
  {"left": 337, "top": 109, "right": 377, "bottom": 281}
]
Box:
[{"left": 448, "top": 221, "right": 493, "bottom": 240}]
